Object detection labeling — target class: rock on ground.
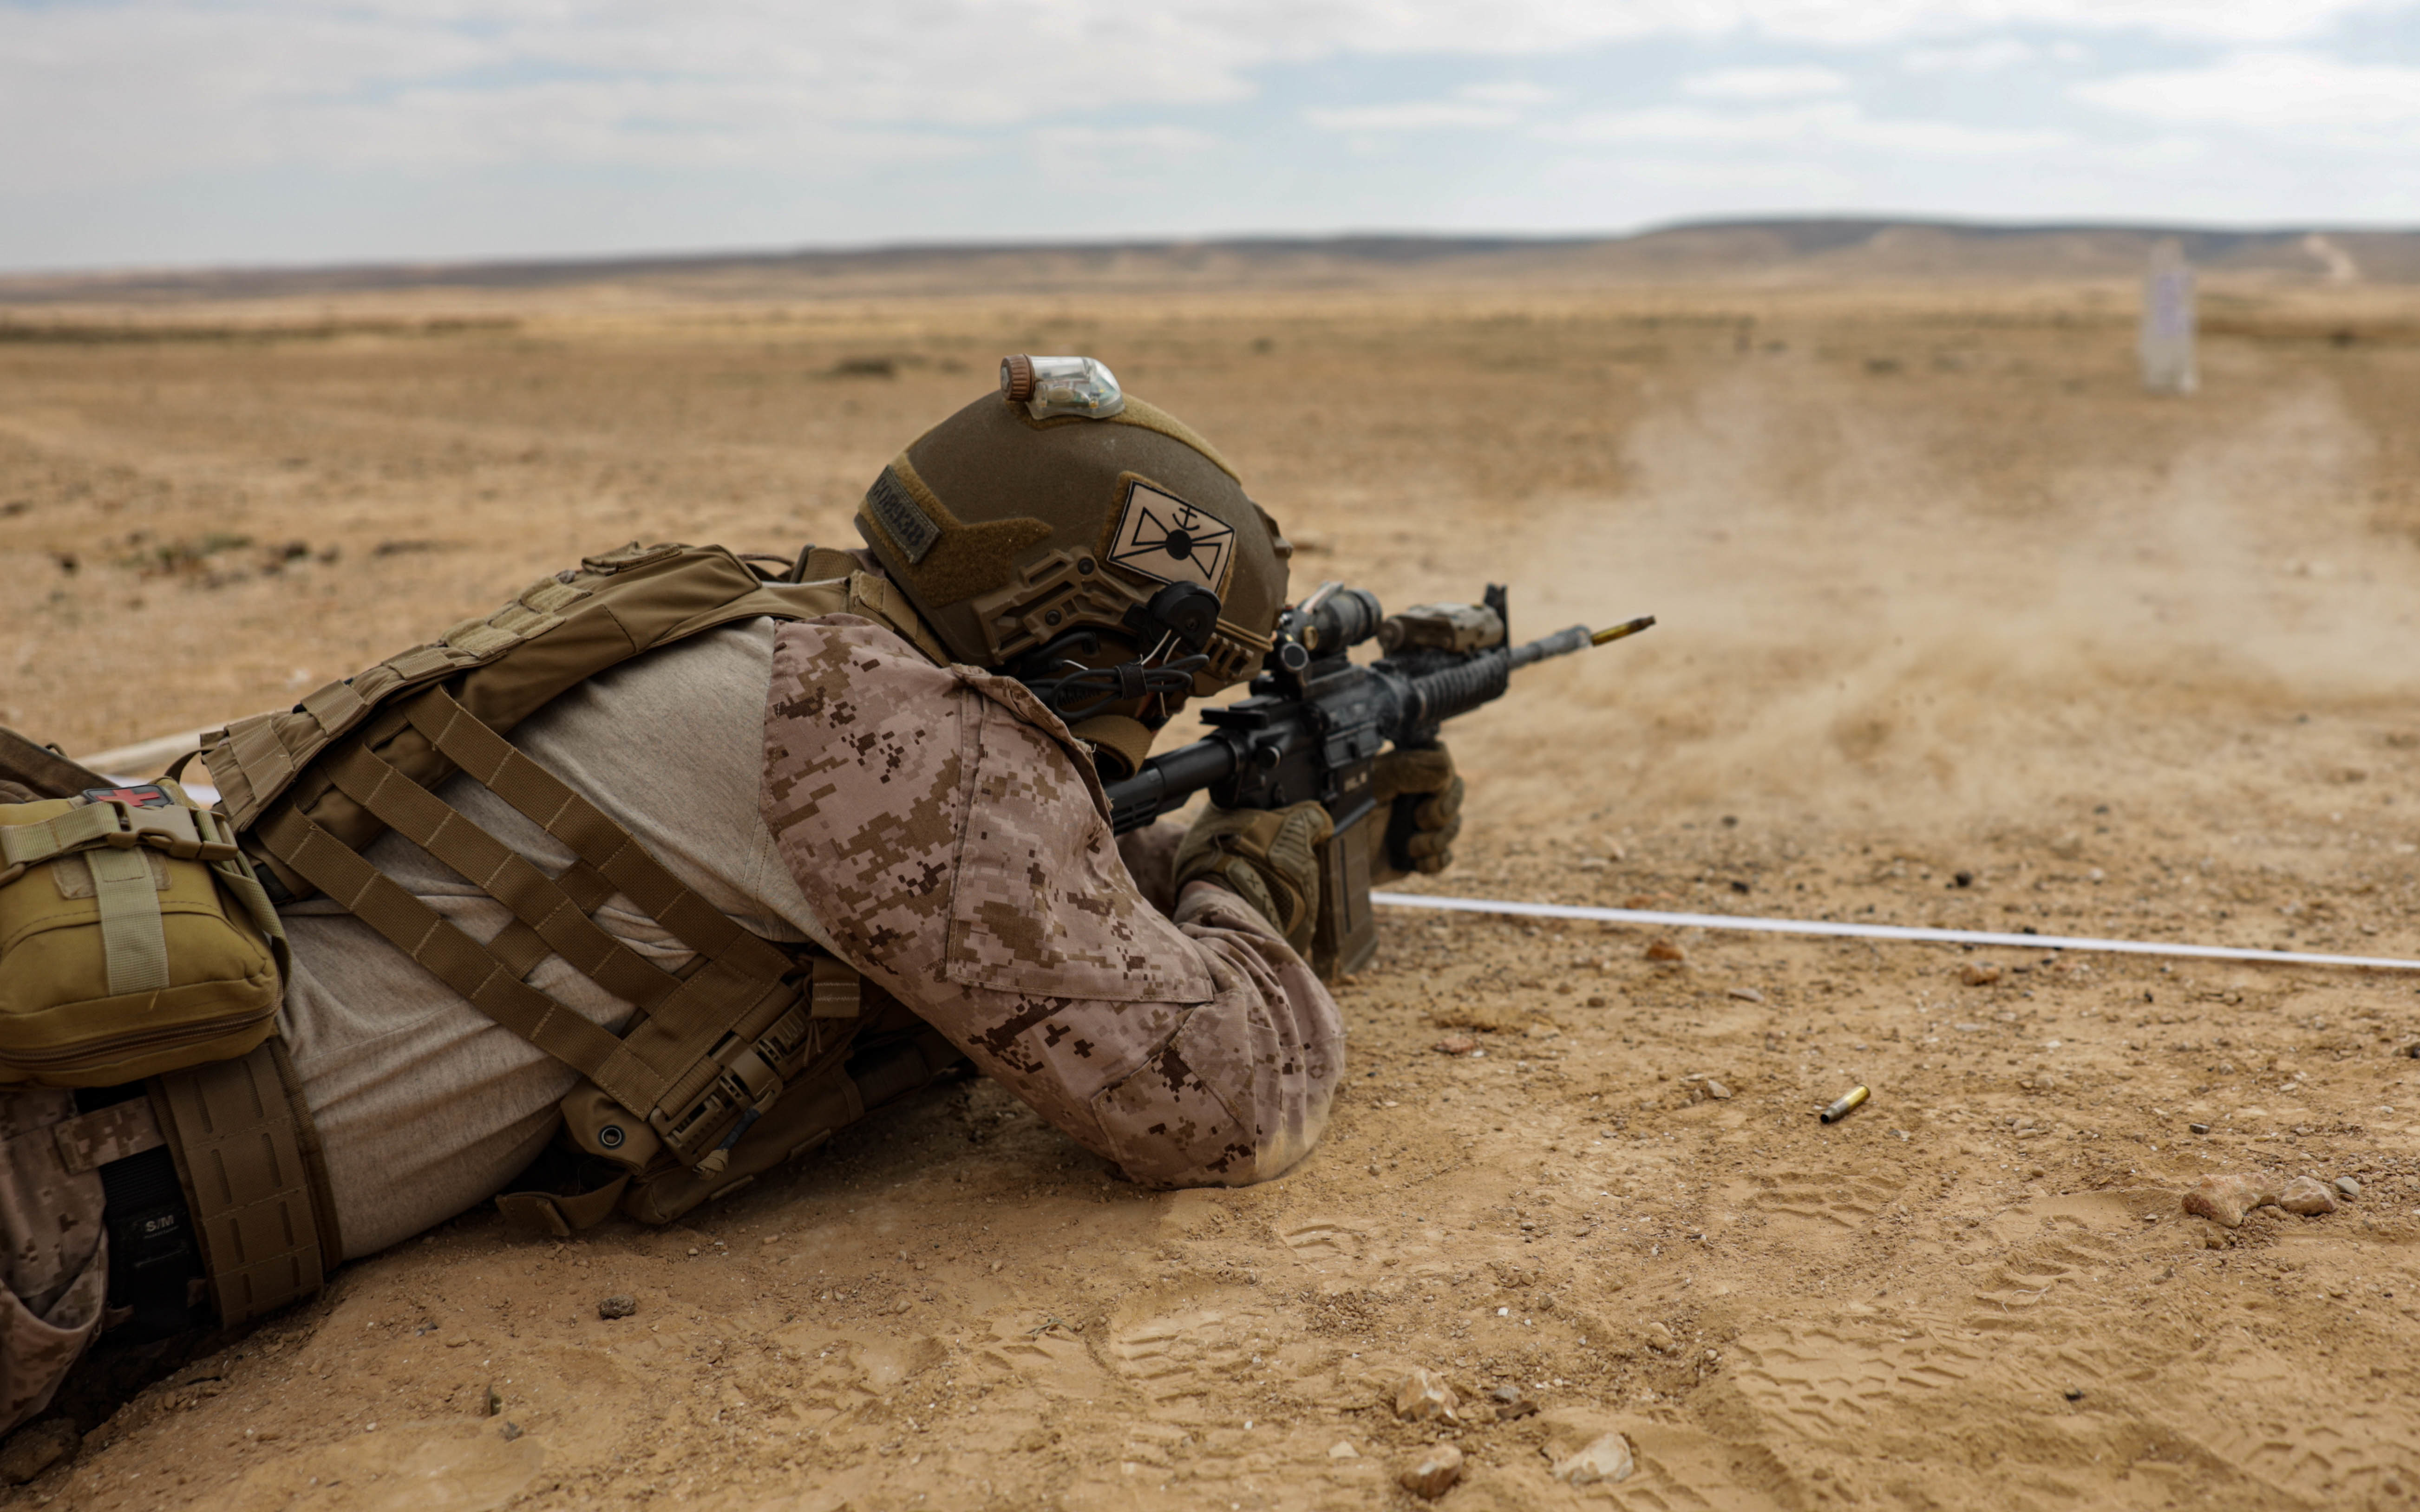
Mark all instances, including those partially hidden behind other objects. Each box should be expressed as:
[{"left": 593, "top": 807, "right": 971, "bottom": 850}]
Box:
[
  {"left": 1394, "top": 1368, "right": 1461, "bottom": 1423},
  {"left": 1399, "top": 1444, "right": 1465, "bottom": 1500},
  {"left": 1551, "top": 1431, "right": 1635, "bottom": 1486},
  {"left": 2184, "top": 1173, "right": 2280, "bottom": 1229},
  {"left": 2278, "top": 1176, "right": 2339, "bottom": 1216}
]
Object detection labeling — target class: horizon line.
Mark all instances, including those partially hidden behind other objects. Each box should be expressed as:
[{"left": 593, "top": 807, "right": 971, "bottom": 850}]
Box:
[{"left": 6, "top": 214, "right": 2416, "bottom": 292}]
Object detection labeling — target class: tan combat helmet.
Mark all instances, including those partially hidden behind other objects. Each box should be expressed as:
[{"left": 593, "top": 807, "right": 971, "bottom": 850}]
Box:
[{"left": 855, "top": 356, "right": 1291, "bottom": 702}]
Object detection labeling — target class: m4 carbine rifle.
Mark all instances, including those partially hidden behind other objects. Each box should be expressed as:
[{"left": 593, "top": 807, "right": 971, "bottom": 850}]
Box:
[{"left": 1102, "top": 583, "right": 1652, "bottom": 978}]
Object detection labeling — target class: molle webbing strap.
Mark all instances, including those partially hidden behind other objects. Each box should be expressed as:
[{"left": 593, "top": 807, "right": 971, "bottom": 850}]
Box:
[
  {"left": 296, "top": 678, "right": 369, "bottom": 741},
  {"left": 151, "top": 1041, "right": 331, "bottom": 1326},
  {"left": 253, "top": 802, "right": 668, "bottom": 1117},
  {"left": 52, "top": 1097, "right": 168, "bottom": 1173},
  {"left": 396, "top": 688, "right": 797, "bottom": 988},
  {"left": 0, "top": 799, "right": 128, "bottom": 875},
  {"left": 809, "top": 956, "right": 861, "bottom": 1019},
  {"left": 392, "top": 686, "right": 808, "bottom": 1128},
  {"left": 494, "top": 1176, "right": 631, "bottom": 1240},
  {"left": 0, "top": 726, "right": 109, "bottom": 800},
  {"left": 318, "top": 742, "right": 688, "bottom": 1013},
  {"left": 484, "top": 860, "right": 618, "bottom": 983},
  {"left": 213, "top": 715, "right": 300, "bottom": 826},
  {"left": 88, "top": 846, "right": 170, "bottom": 996},
  {"left": 314, "top": 724, "right": 788, "bottom": 1105},
  {"left": 257, "top": 688, "right": 813, "bottom": 1161}
]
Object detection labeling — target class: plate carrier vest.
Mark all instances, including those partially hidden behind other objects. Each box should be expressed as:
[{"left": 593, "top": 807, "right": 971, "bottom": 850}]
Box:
[{"left": 17, "top": 541, "right": 967, "bottom": 1332}]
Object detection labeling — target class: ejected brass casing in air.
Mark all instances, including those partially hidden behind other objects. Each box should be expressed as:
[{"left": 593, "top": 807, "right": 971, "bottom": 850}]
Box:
[
  {"left": 1503, "top": 613, "right": 1656, "bottom": 671},
  {"left": 1819, "top": 1085, "right": 1871, "bottom": 1124}
]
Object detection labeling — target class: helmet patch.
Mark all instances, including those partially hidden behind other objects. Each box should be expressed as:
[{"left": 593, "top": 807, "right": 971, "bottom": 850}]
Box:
[
  {"left": 1106, "top": 481, "right": 1234, "bottom": 594},
  {"left": 865, "top": 468, "right": 940, "bottom": 565}
]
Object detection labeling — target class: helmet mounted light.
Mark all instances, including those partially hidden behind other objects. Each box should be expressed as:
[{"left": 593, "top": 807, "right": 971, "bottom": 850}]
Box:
[{"left": 1001, "top": 354, "right": 1125, "bottom": 420}]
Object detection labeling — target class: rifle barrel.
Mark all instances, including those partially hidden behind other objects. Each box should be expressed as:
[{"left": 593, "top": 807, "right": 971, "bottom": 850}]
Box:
[
  {"left": 1506, "top": 624, "right": 1592, "bottom": 669},
  {"left": 1504, "top": 614, "right": 1657, "bottom": 669}
]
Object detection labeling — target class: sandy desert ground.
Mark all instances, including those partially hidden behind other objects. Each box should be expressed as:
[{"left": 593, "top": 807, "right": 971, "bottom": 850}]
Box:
[{"left": 2, "top": 261, "right": 2418, "bottom": 1510}]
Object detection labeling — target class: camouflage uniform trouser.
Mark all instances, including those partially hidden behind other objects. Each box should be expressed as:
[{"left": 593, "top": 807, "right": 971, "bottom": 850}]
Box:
[{"left": 0, "top": 1088, "right": 108, "bottom": 1436}]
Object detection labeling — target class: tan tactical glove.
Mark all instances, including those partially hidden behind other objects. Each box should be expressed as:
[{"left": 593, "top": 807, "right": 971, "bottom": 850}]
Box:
[
  {"left": 1173, "top": 800, "right": 1335, "bottom": 955},
  {"left": 1373, "top": 743, "right": 1464, "bottom": 882}
]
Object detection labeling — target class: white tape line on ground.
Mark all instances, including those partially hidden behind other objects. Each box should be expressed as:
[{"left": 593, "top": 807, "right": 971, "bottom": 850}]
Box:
[{"left": 1368, "top": 891, "right": 2420, "bottom": 973}]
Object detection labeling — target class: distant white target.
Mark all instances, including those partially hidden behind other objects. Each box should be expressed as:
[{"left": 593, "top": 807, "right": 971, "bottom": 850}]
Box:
[{"left": 2140, "top": 238, "right": 2198, "bottom": 396}]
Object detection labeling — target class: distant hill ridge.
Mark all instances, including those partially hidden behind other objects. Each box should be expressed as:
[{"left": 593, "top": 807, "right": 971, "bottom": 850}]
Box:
[{"left": 4, "top": 218, "right": 2416, "bottom": 303}]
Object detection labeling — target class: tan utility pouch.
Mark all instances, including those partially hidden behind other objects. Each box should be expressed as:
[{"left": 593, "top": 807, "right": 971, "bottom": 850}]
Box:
[
  {"left": 496, "top": 982, "right": 966, "bottom": 1238},
  {"left": 0, "top": 782, "right": 291, "bottom": 1087}
]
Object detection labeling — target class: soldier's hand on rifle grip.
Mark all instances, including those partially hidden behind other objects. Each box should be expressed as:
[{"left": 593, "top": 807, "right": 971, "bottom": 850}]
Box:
[
  {"left": 1373, "top": 743, "right": 1464, "bottom": 881},
  {"left": 1173, "top": 802, "right": 1335, "bottom": 956}
]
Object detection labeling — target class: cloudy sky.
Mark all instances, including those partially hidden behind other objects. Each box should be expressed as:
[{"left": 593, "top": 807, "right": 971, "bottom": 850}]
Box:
[{"left": 5, "top": 0, "right": 2418, "bottom": 272}]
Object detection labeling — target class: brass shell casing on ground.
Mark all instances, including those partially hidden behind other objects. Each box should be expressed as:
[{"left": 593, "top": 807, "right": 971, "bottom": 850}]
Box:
[{"left": 1819, "top": 1085, "right": 1871, "bottom": 1124}]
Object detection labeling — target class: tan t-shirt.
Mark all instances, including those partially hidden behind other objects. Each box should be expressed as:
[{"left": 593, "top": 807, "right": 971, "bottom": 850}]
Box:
[{"left": 277, "top": 620, "right": 840, "bottom": 1257}]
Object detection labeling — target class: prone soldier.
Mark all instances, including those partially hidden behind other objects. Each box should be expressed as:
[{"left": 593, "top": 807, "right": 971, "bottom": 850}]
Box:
[{"left": 0, "top": 357, "right": 1464, "bottom": 1438}]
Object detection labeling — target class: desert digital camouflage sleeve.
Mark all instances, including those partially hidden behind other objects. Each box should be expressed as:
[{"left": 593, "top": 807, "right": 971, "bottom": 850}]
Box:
[
  {"left": 0, "top": 1088, "right": 109, "bottom": 1435},
  {"left": 760, "top": 616, "right": 1344, "bottom": 1187}
]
